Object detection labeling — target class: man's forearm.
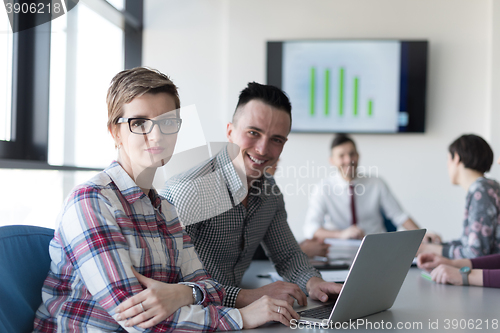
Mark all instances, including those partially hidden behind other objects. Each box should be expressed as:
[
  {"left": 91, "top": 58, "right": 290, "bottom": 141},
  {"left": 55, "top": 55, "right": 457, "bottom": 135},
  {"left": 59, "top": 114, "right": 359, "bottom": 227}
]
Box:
[
  {"left": 452, "top": 258, "right": 473, "bottom": 269},
  {"left": 313, "top": 227, "right": 343, "bottom": 240},
  {"left": 402, "top": 218, "right": 419, "bottom": 230},
  {"left": 235, "top": 288, "right": 259, "bottom": 308}
]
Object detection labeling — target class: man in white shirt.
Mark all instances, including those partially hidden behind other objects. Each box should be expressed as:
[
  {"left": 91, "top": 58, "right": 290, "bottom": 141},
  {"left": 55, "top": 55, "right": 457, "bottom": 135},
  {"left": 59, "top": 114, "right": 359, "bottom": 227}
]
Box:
[{"left": 303, "top": 134, "right": 440, "bottom": 241}]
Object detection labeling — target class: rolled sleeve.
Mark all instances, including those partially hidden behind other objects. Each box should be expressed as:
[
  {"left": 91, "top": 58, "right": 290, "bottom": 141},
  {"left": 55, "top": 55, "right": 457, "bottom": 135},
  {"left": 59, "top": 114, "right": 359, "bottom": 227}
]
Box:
[
  {"left": 221, "top": 285, "right": 242, "bottom": 308},
  {"left": 264, "top": 191, "right": 321, "bottom": 294},
  {"left": 378, "top": 178, "right": 409, "bottom": 226},
  {"left": 303, "top": 181, "right": 327, "bottom": 239}
]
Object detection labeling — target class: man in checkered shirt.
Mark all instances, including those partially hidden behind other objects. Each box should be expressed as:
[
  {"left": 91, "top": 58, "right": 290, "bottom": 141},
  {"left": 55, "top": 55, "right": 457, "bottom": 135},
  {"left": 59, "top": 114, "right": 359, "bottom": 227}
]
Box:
[{"left": 161, "top": 82, "right": 342, "bottom": 308}]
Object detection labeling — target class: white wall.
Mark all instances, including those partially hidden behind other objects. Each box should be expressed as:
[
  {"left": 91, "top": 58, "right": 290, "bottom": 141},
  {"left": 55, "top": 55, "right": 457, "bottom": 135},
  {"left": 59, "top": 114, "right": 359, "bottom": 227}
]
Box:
[
  {"left": 144, "top": 0, "right": 229, "bottom": 143},
  {"left": 144, "top": 0, "right": 499, "bottom": 241}
]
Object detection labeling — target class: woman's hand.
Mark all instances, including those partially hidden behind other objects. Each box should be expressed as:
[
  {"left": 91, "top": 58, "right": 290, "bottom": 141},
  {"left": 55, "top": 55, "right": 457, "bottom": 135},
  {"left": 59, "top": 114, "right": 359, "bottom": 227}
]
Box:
[
  {"left": 430, "top": 264, "right": 462, "bottom": 285},
  {"left": 115, "top": 267, "right": 193, "bottom": 328},
  {"left": 417, "top": 253, "right": 472, "bottom": 272},
  {"left": 417, "top": 253, "right": 452, "bottom": 271},
  {"left": 239, "top": 295, "right": 300, "bottom": 329}
]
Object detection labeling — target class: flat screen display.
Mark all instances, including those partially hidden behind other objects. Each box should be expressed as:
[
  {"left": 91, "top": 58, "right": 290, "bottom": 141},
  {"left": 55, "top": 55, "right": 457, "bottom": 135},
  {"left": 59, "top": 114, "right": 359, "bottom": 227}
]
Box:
[{"left": 267, "top": 40, "right": 428, "bottom": 133}]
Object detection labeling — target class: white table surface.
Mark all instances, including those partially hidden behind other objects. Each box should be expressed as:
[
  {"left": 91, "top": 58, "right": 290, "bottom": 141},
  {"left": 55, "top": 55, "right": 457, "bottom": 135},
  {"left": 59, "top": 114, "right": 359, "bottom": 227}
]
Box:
[{"left": 239, "top": 260, "right": 500, "bottom": 332}]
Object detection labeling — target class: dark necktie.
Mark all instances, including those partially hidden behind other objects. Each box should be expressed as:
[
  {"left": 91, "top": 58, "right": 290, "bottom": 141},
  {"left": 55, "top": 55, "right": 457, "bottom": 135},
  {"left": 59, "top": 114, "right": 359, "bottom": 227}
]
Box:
[{"left": 349, "top": 183, "right": 357, "bottom": 225}]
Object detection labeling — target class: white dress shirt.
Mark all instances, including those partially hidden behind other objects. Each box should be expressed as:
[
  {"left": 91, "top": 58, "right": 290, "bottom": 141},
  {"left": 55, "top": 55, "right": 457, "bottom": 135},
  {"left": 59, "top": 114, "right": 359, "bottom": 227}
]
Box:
[{"left": 303, "top": 172, "right": 410, "bottom": 239}]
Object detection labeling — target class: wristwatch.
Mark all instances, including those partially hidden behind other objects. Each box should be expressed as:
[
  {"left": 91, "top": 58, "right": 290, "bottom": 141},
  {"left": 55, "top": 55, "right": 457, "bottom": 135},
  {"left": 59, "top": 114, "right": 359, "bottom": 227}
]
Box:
[
  {"left": 179, "top": 282, "right": 204, "bottom": 305},
  {"left": 459, "top": 266, "right": 471, "bottom": 286}
]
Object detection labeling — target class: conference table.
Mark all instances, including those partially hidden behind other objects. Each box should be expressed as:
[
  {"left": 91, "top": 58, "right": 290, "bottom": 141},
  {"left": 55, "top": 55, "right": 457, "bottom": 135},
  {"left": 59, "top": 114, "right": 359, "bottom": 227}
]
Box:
[{"left": 240, "top": 261, "right": 500, "bottom": 332}]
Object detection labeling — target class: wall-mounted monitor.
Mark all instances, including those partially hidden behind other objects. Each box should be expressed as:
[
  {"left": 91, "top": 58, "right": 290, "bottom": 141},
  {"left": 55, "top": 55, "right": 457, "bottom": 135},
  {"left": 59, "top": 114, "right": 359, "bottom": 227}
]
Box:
[{"left": 267, "top": 40, "right": 428, "bottom": 133}]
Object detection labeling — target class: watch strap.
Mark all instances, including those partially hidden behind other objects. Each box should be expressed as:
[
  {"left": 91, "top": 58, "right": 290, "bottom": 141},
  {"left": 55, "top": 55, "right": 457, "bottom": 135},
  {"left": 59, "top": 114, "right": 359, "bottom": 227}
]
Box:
[{"left": 460, "top": 267, "right": 470, "bottom": 286}]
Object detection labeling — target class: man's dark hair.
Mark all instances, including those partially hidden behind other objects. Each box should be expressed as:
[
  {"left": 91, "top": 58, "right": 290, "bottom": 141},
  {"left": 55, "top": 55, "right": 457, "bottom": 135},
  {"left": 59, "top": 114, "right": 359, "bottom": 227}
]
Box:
[
  {"left": 232, "top": 82, "right": 292, "bottom": 125},
  {"left": 331, "top": 133, "right": 357, "bottom": 151},
  {"left": 448, "top": 134, "right": 494, "bottom": 173}
]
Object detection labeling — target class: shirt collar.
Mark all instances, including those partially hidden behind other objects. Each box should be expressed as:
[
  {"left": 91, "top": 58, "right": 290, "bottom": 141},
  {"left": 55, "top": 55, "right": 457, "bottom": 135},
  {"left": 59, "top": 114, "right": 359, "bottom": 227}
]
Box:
[
  {"left": 104, "top": 161, "right": 148, "bottom": 205},
  {"left": 331, "top": 168, "right": 360, "bottom": 186},
  {"left": 147, "top": 188, "right": 163, "bottom": 211},
  {"left": 216, "top": 145, "right": 248, "bottom": 202},
  {"left": 258, "top": 176, "right": 275, "bottom": 200}
]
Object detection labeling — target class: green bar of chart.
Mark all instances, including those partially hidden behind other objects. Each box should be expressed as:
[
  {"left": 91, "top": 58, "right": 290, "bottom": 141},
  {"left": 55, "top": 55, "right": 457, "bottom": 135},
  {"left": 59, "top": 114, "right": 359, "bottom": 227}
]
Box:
[
  {"left": 308, "top": 66, "right": 374, "bottom": 118},
  {"left": 310, "top": 67, "right": 315, "bottom": 116},
  {"left": 324, "top": 69, "right": 330, "bottom": 116},
  {"left": 353, "top": 77, "right": 359, "bottom": 116},
  {"left": 339, "top": 67, "right": 344, "bottom": 116}
]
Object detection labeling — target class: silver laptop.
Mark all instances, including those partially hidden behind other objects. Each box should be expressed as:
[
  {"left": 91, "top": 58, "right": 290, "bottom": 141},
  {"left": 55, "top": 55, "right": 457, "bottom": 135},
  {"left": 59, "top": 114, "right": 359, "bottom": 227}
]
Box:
[{"left": 296, "top": 229, "right": 426, "bottom": 326}]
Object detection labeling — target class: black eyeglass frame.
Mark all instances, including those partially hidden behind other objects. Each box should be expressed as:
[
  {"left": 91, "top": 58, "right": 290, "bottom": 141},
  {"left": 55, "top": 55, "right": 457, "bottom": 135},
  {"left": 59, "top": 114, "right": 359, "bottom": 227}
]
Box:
[{"left": 117, "top": 117, "right": 182, "bottom": 135}]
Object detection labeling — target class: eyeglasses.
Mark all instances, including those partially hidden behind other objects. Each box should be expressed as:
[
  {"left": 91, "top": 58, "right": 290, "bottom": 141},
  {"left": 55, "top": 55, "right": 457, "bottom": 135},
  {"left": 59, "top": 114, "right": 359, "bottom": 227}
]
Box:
[{"left": 117, "top": 117, "right": 182, "bottom": 135}]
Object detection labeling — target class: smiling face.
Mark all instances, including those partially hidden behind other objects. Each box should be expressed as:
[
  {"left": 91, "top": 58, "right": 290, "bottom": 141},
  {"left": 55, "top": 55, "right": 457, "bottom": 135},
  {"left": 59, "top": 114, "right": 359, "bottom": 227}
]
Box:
[
  {"left": 330, "top": 141, "right": 359, "bottom": 181},
  {"left": 226, "top": 99, "right": 290, "bottom": 182},
  {"left": 112, "top": 92, "right": 178, "bottom": 181}
]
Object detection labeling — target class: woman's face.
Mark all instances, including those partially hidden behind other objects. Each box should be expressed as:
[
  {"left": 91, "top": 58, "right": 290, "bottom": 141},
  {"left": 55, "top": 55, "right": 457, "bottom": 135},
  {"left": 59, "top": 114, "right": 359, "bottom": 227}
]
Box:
[
  {"left": 447, "top": 152, "right": 460, "bottom": 185},
  {"left": 114, "top": 92, "right": 179, "bottom": 181}
]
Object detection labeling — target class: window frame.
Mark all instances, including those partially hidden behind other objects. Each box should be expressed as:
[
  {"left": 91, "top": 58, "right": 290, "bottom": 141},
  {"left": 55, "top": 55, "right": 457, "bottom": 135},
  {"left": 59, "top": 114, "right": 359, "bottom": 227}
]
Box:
[{"left": 0, "top": 0, "right": 143, "bottom": 171}]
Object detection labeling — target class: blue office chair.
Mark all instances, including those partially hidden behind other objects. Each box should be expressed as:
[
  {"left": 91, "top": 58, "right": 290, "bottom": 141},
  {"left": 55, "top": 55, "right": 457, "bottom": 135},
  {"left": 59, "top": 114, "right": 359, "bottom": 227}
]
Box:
[
  {"left": 0, "top": 225, "right": 54, "bottom": 333},
  {"left": 381, "top": 209, "right": 398, "bottom": 232}
]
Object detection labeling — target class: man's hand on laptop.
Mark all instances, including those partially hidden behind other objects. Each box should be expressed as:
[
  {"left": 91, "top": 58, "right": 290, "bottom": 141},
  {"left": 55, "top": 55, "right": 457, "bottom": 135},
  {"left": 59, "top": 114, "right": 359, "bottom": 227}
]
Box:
[
  {"left": 306, "top": 277, "right": 343, "bottom": 302},
  {"left": 235, "top": 281, "right": 307, "bottom": 308},
  {"left": 416, "top": 253, "right": 452, "bottom": 271}
]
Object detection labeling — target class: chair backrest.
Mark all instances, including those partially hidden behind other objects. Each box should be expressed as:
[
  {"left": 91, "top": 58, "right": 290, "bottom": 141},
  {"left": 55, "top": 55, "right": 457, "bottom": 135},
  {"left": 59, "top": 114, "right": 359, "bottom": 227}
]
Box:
[
  {"left": 381, "top": 209, "right": 397, "bottom": 232},
  {"left": 0, "top": 225, "right": 54, "bottom": 333}
]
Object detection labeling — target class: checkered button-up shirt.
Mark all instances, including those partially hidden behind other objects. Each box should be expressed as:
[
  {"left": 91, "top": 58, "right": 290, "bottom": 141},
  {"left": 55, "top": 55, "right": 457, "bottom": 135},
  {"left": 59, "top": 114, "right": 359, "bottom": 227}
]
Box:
[
  {"left": 33, "top": 161, "right": 242, "bottom": 332},
  {"left": 160, "top": 146, "right": 321, "bottom": 307}
]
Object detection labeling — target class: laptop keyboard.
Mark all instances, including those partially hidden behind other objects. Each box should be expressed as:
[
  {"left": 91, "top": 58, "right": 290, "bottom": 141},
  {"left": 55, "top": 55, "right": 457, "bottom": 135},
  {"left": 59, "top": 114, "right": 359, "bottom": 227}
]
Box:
[{"left": 297, "top": 303, "right": 335, "bottom": 319}]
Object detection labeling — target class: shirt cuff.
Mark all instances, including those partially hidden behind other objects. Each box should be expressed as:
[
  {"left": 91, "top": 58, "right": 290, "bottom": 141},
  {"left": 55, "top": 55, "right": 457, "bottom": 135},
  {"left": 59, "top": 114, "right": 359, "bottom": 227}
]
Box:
[
  {"left": 471, "top": 255, "right": 500, "bottom": 269},
  {"left": 229, "top": 308, "right": 244, "bottom": 330},
  {"left": 222, "top": 285, "right": 241, "bottom": 308},
  {"left": 303, "top": 223, "right": 318, "bottom": 239},
  {"left": 481, "top": 269, "right": 500, "bottom": 288},
  {"left": 392, "top": 213, "right": 410, "bottom": 226},
  {"left": 294, "top": 268, "right": 322, "bottom": 295}
]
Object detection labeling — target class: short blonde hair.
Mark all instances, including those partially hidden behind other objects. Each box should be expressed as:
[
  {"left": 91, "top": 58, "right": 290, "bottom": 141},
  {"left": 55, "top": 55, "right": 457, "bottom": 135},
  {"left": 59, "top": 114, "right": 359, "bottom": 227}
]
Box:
[{"left": 106, "top": 67, "right": 180, "bottom": 135}]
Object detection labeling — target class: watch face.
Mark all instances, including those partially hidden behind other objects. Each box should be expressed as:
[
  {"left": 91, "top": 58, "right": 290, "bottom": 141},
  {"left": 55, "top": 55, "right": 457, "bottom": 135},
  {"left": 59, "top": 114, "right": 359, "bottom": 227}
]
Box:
[{"left": 460, "top": 266, "right": 471, "bottom": 274}]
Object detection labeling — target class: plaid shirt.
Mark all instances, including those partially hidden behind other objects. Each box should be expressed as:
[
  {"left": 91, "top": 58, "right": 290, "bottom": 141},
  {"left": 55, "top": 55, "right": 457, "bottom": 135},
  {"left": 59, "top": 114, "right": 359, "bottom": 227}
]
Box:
[
  {"left": 160, "top": 146, "right": 321, "bottom": 307},
  {"left": 33, "top": 162, "right": 242, "bottom": 332}
]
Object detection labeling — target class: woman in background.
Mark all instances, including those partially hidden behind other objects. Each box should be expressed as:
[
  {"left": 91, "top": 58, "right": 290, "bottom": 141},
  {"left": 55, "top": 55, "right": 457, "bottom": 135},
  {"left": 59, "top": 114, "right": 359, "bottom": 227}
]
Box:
[
  {"left": 33, "top": 67, "right": 297, "bottom": 332},
  {"left": 418, "top": 134, "right": 500, "bottom": 259}
]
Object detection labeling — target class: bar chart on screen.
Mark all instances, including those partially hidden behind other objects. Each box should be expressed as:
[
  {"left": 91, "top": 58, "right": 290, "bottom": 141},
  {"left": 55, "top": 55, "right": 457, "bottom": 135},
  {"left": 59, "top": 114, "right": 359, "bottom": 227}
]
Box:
[
  {"left": 309, "top": 67, "right": 374, "bottom": 118},
  {"left": 283, "top": 41, "right": 401, "bottom": 133}
]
